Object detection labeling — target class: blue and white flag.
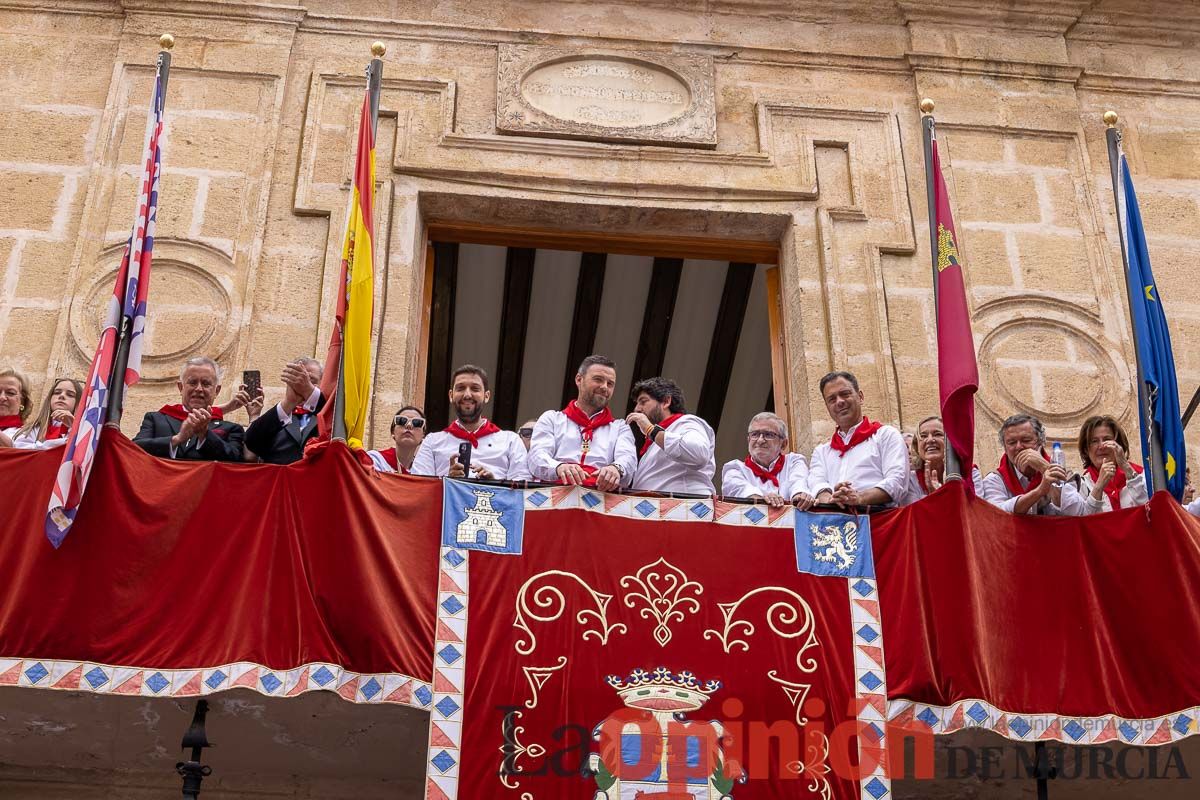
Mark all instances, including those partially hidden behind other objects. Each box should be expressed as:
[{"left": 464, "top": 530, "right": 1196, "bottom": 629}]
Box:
[
  {"left": 794, "top": 510, "right": 875, "bottom": 579},
  {"left": 441, "top": 480, "right": 525, "bottom": 555}
]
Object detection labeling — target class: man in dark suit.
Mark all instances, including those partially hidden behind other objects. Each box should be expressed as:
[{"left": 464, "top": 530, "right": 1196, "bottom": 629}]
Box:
[
  {"left": 244, "top": 357, "right": 325, "bottom": 465},
  {"left": 134, "top": 357, "right": 245, "bottom": 462}
]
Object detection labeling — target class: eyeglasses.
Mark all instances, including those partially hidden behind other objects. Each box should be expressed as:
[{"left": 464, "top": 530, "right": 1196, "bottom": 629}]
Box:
[
  {"left": 518, "top": 427, "right": 534, "bottom": 439},
  {"left": 747, "top": 430, "right": 783, "bottom": 441},
  {"left": 394, "top": 415, "right": 425, "bottom": 429}
]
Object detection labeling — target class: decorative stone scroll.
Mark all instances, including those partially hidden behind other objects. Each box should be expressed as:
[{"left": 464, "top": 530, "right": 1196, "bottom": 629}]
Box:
[{"left": 496, "top": 45, "right": 716, "bottom": 148}]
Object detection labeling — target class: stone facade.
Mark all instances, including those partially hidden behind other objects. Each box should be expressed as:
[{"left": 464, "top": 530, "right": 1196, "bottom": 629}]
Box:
[{"left": 2, "top": 0, "right": 1199, "bottom": 475}]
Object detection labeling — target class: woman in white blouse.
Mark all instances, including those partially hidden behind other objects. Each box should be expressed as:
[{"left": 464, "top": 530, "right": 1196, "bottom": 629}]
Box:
[
  {"left": 1077, "top": 415, "right": 1148, "bottom": 513},
  {"left": 0, "top": 367, "right": 33, "bottom": 447},
  {"left": 899, "top": 415, "right": 984, "bottom": 504},
  {"left": 11, "top": 377, "right": 82, "bottom": 450}
]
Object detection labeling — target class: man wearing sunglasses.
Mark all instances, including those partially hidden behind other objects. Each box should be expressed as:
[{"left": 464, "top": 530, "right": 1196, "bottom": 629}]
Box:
[
  {"left": 368, "top": 405, "right": 426, "bottom": 474},
  {"left": 528, "top": 355, "right": 636, "bottom": 491},
  {"left": 720, "top": 412, "right": 811, "bottom": 508}
]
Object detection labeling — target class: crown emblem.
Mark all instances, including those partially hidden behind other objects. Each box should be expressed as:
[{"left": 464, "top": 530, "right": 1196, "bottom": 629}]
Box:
[{"left": 605, "top": 667, "right": 721, "bottom": 712}]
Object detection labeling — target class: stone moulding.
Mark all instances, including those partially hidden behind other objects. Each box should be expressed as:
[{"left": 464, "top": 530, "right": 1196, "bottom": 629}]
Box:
[{"left": 496, "top": 45, "right": 717, "bottom": 149}]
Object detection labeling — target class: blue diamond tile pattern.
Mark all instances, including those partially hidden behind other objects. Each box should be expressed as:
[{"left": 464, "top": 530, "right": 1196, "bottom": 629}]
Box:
[
  {"left": 1119, "top": 721, "right": 1140, "bottom": 742},
  {"left": 312, "top": 666, "right": 335, "bottom": 686},
  {"left": 689, "top": 502, "right": 711, "bottom": 518},
  {"left": 435, "top": 695, "right": 461, "bottom": 717},
  {"left": 438, "top": 644, "right": 463, "bottom": 665},
  {"left": 431, "top": 750, "right": 457, "bottom": 773},
  {"left": 916, "top": 708, "right": 939, "bottom": 729},
  {"left": 415, "top": 685, "right": 433, "bottom": 706},
  {"left": 1063, "top": 720, "right": 1086, "bottom": 742},
  {"left": 635, "top": 500, "right": 656, "bottom": 517},
  {"left": 205, "top": 670, "right": 228, "bottom": 690},
  {"left": 24, "top": 662, "right": 48, "bottom": 684},
  {"left": 856, "top": 624, "right": 879, "bottom": 644},
  {"left": 443, "top": 550, "right": 465, "bottom": 568},
  {"left": 146, "top": 672, "right": 169, "bottom": 694},
  {"left": 361, "top": 677, "right": 381, "bottom": 700},
  {"left": 441, "top": 596, "right": 464, "bottom": 615},
  {"left": 260, "top": 673, "right": 282, "bottom": 693},
  {"left": 853, "top": 579, "right": 874, "bottom": 597},
  {"left": 1173, "top": 715, "right": 1193, "bottom": 736},
  {"left": 581, "top": 492, "right": 601, "bottom": 508},
  {"left": 1009, "top": 717, "right": 1032, "bottom": 738},
  {"left": 859, "top": 672, "right": 883, "bottom": 691},
  {"left": 966, "top": 702, "right": 988, "bottom": 725},
  {"left": 744, "top": 506, "right": 765, "bottom": 524},
  {"left": 865, "top": 777, "right": 889, "bottom": 799},
  {"left": 527, "top": 491, "right": 548, "bottom": 507},
  {"left": 864, "top": 722, "right": 884, "bottom": 743},
  {"left": 84, "top": 667, "right": 109, "bottom": 689}
]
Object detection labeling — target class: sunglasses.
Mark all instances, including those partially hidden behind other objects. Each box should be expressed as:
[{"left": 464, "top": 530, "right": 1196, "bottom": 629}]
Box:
[
  {"left": 394, "top": 415, "right": 425, "bottom": 429},
  {"left": 518, "top": 427, "right": 534, "bottom": 439}
]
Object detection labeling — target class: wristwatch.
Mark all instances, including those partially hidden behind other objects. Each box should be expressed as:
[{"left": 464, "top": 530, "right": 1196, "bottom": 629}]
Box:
[
  {"left": 613, "top": 463, "right": 625, "bottom": 478},
  {"left": 647, "top": 424, "right": 664, "bottom": 441}
]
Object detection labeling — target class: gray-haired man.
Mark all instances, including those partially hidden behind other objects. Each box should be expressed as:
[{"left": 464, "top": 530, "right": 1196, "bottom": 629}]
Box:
[
  {"left": 134, "top": 356, "right": 245, "bottom": 462},
  {"left": 980, "top": 413, "right": 1086, "bottom": 515}
]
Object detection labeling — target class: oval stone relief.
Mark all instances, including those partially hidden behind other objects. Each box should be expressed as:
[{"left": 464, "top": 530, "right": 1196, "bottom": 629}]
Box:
[{"left": 519, "top": 56, "right": 691, "bottom": 129}]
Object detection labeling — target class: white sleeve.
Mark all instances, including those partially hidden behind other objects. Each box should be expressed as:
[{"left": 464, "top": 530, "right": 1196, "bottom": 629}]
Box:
[
  {"left": 660, "top": 418, "right": 713, "bottom": 468},
  {"left": 411, "top": 438, "right": 439, "bottom": 476},
  {"left": 613, "top": 421, "right": 638, "bottom": 488},
  {"left": 970, "top": 466, "right": 985, "bottom": 498},
  {"left": 1050, "top": 480, "right": 1088, "bottom": 517},
  {"left": 721, "top": 460, "right": 758, "bottom": 498},
  {"left": 1187, "top": 496, "right": 1200, "bottom": 518},
  {"left": 526, "top": 412, "right": 561, "bottom": 482},
  {"left": 872, "top": 427, "right": 910, "bottom": 504},
  {"left": 505, "top": 433, "right": 531, "bottom": 481},
  {"left": 1077, "top": 472, "right": 1107, "bottom": 514},
  {"left": 367, "top": 450, "right": 397, "bottom": 473},
  {"left": 980, "top": 471, "right": 1020, "bottom": 513},
  {"left": 1124, "top": 469, "right": 1149, "bottom": 506},
  {"left": 783, "top": 453, "right": 810, "bottom": 498},
  {"left": 12, "top": 430, "right": 66, "bottom": 451},
  {"left": 274, "top": 402, "right": 292, "bottom": 425},
  {"left": 893, "top": 470, "right": 921, "bottom": 507},
  {"left": 807, "top": 446, "right": 832, "bottom": 497}
]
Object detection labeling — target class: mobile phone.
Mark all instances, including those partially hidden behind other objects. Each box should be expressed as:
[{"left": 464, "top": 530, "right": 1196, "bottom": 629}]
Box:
[
  {"left": 458, "top": 441, "right": 472, "bottom": 475},
  {"left": 242, "top": 370, "right": 261, "bottom": 398}
]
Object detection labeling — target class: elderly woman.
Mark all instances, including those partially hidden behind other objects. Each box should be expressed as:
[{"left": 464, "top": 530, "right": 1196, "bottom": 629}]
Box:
[
  {"left": 899, "top": 415, "right": 983, "bottom": 504},
  {"left": 1076, "top": 415, "right": 1147, "bottom": 513},
  {"left": 12, "top": 377, "right": 82, "bottom": 450},
  {"left": 0, "top": 367, "right": 33, "bottom": 447}
]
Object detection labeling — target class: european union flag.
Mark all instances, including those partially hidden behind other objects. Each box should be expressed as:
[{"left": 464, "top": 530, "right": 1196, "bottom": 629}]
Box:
[{"left": 1118, "top": 152, "right": 1187, "bottom": 499}]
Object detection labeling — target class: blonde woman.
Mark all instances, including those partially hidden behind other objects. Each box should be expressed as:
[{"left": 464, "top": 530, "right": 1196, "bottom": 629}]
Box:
[
  {"left": 13, "top": 378, "right": 83, "bottom": 450},
  {"left": 0, "top": 367, "right": 33, "bottom": 447},
  {"left": 899, "top": 415, "right": 983, "bottom": 505}
]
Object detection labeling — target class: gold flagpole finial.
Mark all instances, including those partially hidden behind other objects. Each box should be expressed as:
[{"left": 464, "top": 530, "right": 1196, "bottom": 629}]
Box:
[
  {"left": 1104, "top": 110, "right": 1119, "bottom": 128},
  {"left": 920, "top": 98, "right": 935, "bottom": 114},
  {"left": 370, "top": 41, "right": 387, "bottom": 57},
  {"left": 159, "top": 33, "right": 175, "bottom": 51}
]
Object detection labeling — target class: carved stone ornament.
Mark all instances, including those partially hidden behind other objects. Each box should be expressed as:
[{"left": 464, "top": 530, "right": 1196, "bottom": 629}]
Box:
[{"left": 496, "top": 45, "right": 717, "bottom": 148}]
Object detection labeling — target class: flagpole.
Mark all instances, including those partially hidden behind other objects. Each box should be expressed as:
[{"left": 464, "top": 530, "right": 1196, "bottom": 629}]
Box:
[
  {"left": 332, "top": 41, "right": 385, "bottom": 442},
  {"left": 1103, "top": 110, "right": 1168, "bottom": 493},
  {"left": 921, "top": 99, "right": 963, "bottom": 482},
  {"left": 106, "top": 34, "right": 173, "bottom": 427}
]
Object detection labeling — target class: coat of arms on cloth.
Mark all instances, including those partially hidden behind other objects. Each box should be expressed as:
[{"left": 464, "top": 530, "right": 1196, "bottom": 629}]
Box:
[
  {"left": 586, "top": 667, "right": 743, "bottom": 799},
  {"left": 794, "top": 511, "right": 875, "bottom": 579},
  {"left": 441, "top": 479, "right": 525, "bottom": 554}
]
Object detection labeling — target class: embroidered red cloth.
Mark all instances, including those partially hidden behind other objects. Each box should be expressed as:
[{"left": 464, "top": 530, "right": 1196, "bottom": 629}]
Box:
[
  {"left": 1085, "top": 462, "right": 1144, "bottom": 509},
  {"left": 996, "top": 449, "right": 1049, "bottom": 497},
  {"left": 157, "top": 404, "right": 224, "bottom": 422},
  {"left": 639, "top": 412, "right": 682, "bottom": 456},
  {"left": 0, "top": 415, "right": 23, "bottom": 428},
  {"left": 828, "top": 417, "right": 881, "bottom": 457},
  {"left": 444, "top": 419, "right": 501, "bottom": 449},
  {"left": 743, "top": 454, "right": 785, "bottom": 487}
]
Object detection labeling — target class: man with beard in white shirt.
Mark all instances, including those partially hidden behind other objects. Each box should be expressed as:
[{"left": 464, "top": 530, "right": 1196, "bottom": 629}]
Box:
[
  {"left": 412, "top": 364, "right": 529, "bottom": 480},
  {"left": 798, "top": 371, "right": 908, "bottom": 509},
  {"left": 626, "top": 377, "right": 715, "bottom": 496},
  {"left": 528, "top": 355, "right": 637, "bottom": 491},
  {"left": 720, "top": 412, "right": 811, "bottom": 508}
]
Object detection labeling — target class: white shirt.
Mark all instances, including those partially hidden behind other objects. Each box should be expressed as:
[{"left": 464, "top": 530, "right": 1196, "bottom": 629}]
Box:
[
  {"left": 895, "top": 465, "right": 985, "bottom": 506},
  {"left": 527, "top": 408, "right": 637, "bottom": 486},
  {"left": 807, "top": 420, "right": 909, "bottom": 506},
  {"left": 979, "top": 466, "right": 1088, "bottom": 516},
  {"left": 630, "top": 414, "right": 715, "bottom": 496},
  {"left": 274, "top": 385, "right": 322, "bottom": 428},
  {"left": 1078, "top": 467, "right": 1149, "bottom": 513},
  {"left": 1187, "top": 497, "right": 1200, "bottom": 518},
  {"left": 412, "top": 420, "right": 530, "bottom": 480},
  {"left": 11, "top": 425, "right": 67, "bottom": 451},
  {"left": 721, "top": 453, "right": 809, "bottom": 499}
]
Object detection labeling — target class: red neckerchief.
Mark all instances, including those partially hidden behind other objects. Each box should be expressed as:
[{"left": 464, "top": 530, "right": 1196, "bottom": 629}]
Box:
[
  {"left": 293, "top": 406, "right": 312, "bottom": 417},
  {"left": 829, "top": 417, "right": 882, "bottom": 457},
  {"left": 563, "top": 401, "right": 614, "bottom": 464},
  {"left": 997, "top": 450, "right": 1049, "bottom": 497},
  {"left": 46, "top": 422, "right": 68, "bottom": 439},
  {"left": 0, "top": 415, "right": 23, "bottom": 428},
  {"left": 640, "top": 413, "right": 683, "bottom": 457},
  {"left": 158, "top": 404, "right": 224, "bottom": 422},
  {"left": 744, "top": 454, "right": 785, "bottom": 487},
  {"left": 1085, "top": 462, "right": 1143, "bottom": 509},
  {"left": 444, "top": 418, "right": 501, "bottom": 449},
  {"left": 378, "top": 447, "right": 409, "bottom": 473}
]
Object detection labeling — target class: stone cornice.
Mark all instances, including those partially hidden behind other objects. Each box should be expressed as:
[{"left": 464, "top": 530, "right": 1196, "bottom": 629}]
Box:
[
  {"left": 1068, "top": 6, "right": 1200, "bottom": 48},
  {"left": 906, "top": 53, "right": 1083, "bottom": 83},
  {"left": 0, "top": 0, "right": 123, "bottom": 15},
  {"left": 896, "top": 0, "right": 1097, "bottom": 35},
  {"left": 1077, "top": 71, "right": 1200, "bottom": 100},
  {"left": 122, "top": 0, "right": 306, "bottom": 25}
]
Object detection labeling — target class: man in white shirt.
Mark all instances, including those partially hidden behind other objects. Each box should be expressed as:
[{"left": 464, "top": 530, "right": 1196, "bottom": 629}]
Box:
[
  {"left": 412, "top": 364, "right": 529, "bottom": 480},
  {"left": 980, "top": 413, "right": 1086, "bottom": 515},
  {"left": 721, "top": 412, "right": 810, "bottom": 507},
  {"left": 798, "top": 371, "right": 908, "bottom": 509},
  {"left": 626, "top": 377, "right": 715, "bottom": 495},
  {"left": 528, "top": 355, "right": 637, "bottom": 491},
  {"left": 243, "top": 357, "right": 323, "bottom": 464}
]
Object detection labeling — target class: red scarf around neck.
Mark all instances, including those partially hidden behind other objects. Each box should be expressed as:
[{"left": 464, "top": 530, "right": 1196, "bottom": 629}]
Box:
[
  {"left": 445, "top": 418, "right": 501, "bottom": 449},
  {"left": 745, "top": 454, "right": 786, "bottom": 487},
  {"left": 159, "top": 404, "right": 223, "bottom": 422},
  {"left": 377, "top": 447, "right": 410, "bottom": 474},
  {"left": 640, "top": 413, "right": 683, "bottom": 457},
  {"left": 0, "top": 415, "right": 24, "bottom": 429},
  {"left": 829, "top": 417, "right": 882, "bottom": 457},
  {"left": 915, "top": 463, "right": 978, "bottom": 494},
  {"left": 563, "top": 400, "right": 613, "bottom": 459},
  {"left": 997, "top": 450, "right": 1050, "bottom": 497},
  {"left": 46, "top": 421, "right": 68, "bottom": 439},
  {"left": 1085, "top": 462, "right": 1143, "bottom": 509}
]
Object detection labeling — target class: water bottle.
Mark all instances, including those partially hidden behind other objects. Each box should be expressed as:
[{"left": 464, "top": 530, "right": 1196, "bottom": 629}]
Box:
[{"left": 1051, "top": 442, "right": 1065, "bottom": 486}]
